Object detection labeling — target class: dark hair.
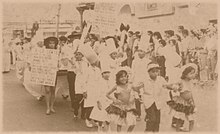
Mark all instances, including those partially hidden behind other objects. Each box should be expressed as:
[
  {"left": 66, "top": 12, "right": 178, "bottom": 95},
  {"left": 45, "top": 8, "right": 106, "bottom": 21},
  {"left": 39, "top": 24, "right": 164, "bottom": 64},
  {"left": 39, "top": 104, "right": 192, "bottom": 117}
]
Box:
[
  {"left": 116, "top": 70, "right": 128, "bottom": 85},
  {"left": 147, "top": 31, "right": 153, "bottom": 35},
  {"left": 128, "top": 31, "right": 134, "bottom": 35},
  {"left": 153, "top": 32, "right": 162, "bottom": 39},
  {"left": 182, "top": 29, "right": 189, "bottom": 36},
  {"left": 159, "top": 39, "right": 166, "bottom": 47},
  {"left": 181, "top": 66, "right": 195, "bottom": 80},
  {"left": 168, "top": 39, "right": 177, "bottom": 45},
  {"left": 90, "top": 34, "right": 98, "bottom": 41},
  {"left": 175, "top": 34, "right": 182, "bottom": 41},
  {"left": 59, "top": 36, "right": 67, "bottom": 42},
  {"left": 44, "top": 37, "right": 58, "bottom": 49}
]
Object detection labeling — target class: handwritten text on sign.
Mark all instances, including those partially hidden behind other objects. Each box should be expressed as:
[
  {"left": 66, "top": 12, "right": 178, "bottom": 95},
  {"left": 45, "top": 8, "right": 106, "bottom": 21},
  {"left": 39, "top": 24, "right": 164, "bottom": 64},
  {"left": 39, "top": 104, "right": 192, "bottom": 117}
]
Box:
[
  {"left": 30, "top": 48, "right": 59, "bottom": 86},
  {"left": 91, "top": 3, "right": 117, "bottom": 37}
]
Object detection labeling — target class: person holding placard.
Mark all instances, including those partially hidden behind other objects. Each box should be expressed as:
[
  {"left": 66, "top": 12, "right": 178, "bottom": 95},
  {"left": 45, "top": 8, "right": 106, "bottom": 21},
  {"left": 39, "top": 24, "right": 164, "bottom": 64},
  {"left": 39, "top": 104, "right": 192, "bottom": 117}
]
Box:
[{"left": 43, "top": 37, "right": 59, "bottom": 115}]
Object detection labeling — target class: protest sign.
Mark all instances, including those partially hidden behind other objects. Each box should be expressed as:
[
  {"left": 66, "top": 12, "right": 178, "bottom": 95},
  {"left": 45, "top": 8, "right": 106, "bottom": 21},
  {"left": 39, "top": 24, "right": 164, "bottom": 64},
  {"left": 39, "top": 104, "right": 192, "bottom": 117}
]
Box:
[
  {"left": 90, "top": 3, "right": 118, "bottom": 37},
  {"left": 29, "top": 48, "right": 59, "bottom": 86}
]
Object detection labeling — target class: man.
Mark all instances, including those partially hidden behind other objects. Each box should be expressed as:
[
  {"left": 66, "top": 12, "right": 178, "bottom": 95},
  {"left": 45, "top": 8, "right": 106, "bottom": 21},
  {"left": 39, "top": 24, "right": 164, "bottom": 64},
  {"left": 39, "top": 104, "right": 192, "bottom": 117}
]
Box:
[
  {"left": 66, "top": 32, "right": 82, "bottom": 113},
  {"left": 181, "top": 29, "right": 191, "bottom": 65}
]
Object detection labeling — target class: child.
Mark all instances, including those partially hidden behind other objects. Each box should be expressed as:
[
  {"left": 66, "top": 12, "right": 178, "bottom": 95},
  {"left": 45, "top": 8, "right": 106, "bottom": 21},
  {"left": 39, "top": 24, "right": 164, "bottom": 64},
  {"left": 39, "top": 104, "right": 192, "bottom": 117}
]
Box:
[
  {"left": 90, "top": 69, "right": 114, "bottom": 132},
  {"left": 165, "top": 63, "right": 198, "bottom": 132},
  {"left": 71, "top": 51, "right": 88, "bottom": 119},
  {"left": 133, "top": 62, "right": 168, "bottom": 132},
  {"left": 106, "top": 69, "right": 136, "bottom": 132},
  {"left": 132, "top": 46, "right": 150, "bottom": 121}
]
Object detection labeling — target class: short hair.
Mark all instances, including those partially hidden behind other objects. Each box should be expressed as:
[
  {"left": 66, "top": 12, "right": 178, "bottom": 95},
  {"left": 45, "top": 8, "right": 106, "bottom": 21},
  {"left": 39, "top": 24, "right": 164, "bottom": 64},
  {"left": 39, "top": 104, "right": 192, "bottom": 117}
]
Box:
[
  {"left": 178, "top": 25, "right": 184, "bottom": 30},
  {"left": 159, "top": 39, "right": 166, "bottom": 47},
  {"left": 59, "top": 36, "right": 67, "bottom": 42},
  {"left": 182, "top": 29, "right": 189, "bottom": 36},
  {"left": 128, "top": 31, "right": 134, "bottom": 35}
]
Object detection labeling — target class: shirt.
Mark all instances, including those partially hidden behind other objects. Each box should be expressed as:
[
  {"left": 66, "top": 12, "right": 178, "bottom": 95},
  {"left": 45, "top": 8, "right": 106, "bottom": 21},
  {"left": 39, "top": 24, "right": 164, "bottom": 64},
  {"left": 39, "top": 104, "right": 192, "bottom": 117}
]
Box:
[
  {"left": 142, "top": 76, "right": 168, "bottom": 109},
  {"left": 181, "top": 36, "right": 190, "bottom": 52},
  {"left": 66, "top": 42, "right": 79, "bottom": 72},
  {"left": 75, "top": 60, "right": 89, "bottom": 94}
]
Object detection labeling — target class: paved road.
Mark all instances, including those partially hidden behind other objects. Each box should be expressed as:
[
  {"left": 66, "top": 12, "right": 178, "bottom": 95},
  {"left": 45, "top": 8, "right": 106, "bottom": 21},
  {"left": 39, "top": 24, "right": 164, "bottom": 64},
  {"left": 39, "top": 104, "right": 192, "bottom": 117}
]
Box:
[{"left": 2, "top": 70, "right": 218, "bottom": 132}]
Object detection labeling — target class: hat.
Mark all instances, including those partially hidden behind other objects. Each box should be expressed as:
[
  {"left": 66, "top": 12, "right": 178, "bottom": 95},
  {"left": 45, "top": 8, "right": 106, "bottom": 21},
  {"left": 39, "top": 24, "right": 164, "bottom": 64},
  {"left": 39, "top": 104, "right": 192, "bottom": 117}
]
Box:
[
  {"left": 44, "top": 37, "right": 59, "bottom": 48},
  {"left": 138, "top": 42, "right": 148, "bottom": 52},
  {"left": 73, "top": 39, "right": 82, "bottom": 52},
  {"left": 180, "top": 63, "right": 198, "bottom": 75},
  {"left": 147, "top": 63, "right": 160, "bottom": 72},
  {"left": 101, "top": 64, "right": 111, "bottom": 73},
  {"left": 105, "top": 38, "right": 118, "bottom": 55},
  {"left": 78, "top": 42, "right": 99, "bottom": 64},
  {"left": 32, "top": 30, "right": 44, "bottom": 43}
]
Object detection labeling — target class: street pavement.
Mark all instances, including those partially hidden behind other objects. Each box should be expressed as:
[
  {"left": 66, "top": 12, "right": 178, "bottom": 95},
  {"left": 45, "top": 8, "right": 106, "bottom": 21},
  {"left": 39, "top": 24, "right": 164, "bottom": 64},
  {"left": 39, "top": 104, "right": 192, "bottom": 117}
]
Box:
[{"left": 2, "top": 70, "right": 218, "bottom": 132}]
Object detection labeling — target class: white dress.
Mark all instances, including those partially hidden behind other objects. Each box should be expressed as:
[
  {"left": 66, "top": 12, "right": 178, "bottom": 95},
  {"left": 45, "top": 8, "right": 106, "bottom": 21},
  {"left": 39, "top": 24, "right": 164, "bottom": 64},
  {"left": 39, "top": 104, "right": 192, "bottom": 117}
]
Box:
[
  {"left": 90, "top": 78, "right": 114, "bottom": 122},
  {"left": 83, "top": 66, "right": 102, "bottom": 108},
  {"left": 158, "top": 45, "right": 182, "bottom": 83}
]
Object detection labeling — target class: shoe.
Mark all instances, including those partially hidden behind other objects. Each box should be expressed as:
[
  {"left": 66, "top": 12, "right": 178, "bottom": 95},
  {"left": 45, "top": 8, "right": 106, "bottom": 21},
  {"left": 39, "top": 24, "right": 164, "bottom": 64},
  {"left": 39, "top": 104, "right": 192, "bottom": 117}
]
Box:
[
  {"left": 46, "top": 109, "right": 50, "bottom": 115},
  {"left": 179, "top": 127, "right": 189, "bottom": 132},
  {"left": 50, "top": 108, "right": 56, "bottom": 113},
  {"left": 73, "top": 114, "right": 78, "bottom": 119},
  {"left": 62, "top": 95, "right": 69, "bottom": 100},
  {"left": 136, "top": 116, "right": 141, "bottom": 121},
  {"left": 171, "top": 124, "right": 177, "bottom": 128},
  {"left": 97, "top": 126, "right": 102, "bottom": 132},
  {"left": 38, "top": 96, "right": 44, "bottom": 101},
  {"left": 85, "top": 119, "right": 93, "bottom": 128}
]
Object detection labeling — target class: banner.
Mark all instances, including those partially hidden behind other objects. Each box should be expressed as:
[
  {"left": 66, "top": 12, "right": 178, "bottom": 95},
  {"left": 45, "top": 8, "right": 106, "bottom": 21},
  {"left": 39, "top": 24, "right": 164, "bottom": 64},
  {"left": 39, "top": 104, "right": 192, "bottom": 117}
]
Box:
[
  {"left": 90, "top": 3, "right": 118, "bottom": 37},
  {"left": 29, "top": 48, "right": 59, "bottom": 86}
]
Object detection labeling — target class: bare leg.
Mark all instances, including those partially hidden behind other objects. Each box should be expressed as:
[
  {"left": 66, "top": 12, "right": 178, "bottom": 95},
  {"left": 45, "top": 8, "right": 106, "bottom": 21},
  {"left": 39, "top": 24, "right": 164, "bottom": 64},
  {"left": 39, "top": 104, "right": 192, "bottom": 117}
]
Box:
[
  {"left": 44, "top": 86, "right": 51, "bottom": 115},
  {"left": 189, "top": 120, "right": 194, "bottom": 132},
  {"left": 127, "top": 125, "right": 135, "bottom": 132},
  {"left": 117, "top": 125, "right": 122, "bottom": 132},
  {"left": 50, "top": 87, "right": 56, "bottom": 113}
]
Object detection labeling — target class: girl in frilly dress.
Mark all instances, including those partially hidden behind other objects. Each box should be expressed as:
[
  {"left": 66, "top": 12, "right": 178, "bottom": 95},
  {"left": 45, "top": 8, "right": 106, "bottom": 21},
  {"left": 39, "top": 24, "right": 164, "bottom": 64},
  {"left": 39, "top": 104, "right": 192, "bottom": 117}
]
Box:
[
  {"left": 106, "top": 69, "right": 137, "bottom": 132},
  {"left": 164, "top": 63, "right": 198, "bottom": 132}
]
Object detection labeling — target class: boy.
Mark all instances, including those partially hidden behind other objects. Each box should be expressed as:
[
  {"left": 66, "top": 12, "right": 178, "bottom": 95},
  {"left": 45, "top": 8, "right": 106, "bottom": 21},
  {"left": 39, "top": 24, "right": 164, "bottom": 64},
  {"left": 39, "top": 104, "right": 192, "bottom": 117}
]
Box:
[
  {"left": 133, "top": 62, "right": 168, "bottom": 132},
  {"left": 71, "top": 51, "right": 88, "bottom": 119}
]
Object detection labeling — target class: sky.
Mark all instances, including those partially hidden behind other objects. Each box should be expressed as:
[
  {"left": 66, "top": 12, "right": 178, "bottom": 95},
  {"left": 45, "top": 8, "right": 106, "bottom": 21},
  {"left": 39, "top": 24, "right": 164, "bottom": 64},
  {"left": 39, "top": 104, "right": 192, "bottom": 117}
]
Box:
[{"left": 3, "top": 3, "right": 81, "bottom": 23}]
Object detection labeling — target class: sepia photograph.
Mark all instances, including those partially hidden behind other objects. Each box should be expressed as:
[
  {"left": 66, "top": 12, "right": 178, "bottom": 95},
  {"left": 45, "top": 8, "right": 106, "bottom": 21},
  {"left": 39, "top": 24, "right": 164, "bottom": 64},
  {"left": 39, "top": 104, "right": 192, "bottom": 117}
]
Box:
[{"left": 1, "top": 0, "right": 218, "bottom": 132}]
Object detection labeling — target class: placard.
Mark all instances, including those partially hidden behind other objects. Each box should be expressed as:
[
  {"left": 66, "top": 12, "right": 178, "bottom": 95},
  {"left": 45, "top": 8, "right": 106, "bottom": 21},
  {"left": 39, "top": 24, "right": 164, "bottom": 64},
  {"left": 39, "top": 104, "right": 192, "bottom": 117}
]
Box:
[
  {"left": 29, "top": 48, "right": 59, "bottom": 86},
  {"left": 90, "top": 3, "right": 118, "bottom": 37}
]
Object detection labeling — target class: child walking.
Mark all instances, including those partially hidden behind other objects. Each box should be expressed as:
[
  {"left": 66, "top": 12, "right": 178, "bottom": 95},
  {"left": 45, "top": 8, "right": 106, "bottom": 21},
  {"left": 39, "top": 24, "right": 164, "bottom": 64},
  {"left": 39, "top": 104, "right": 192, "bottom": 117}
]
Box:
[
  {"left": 133, "top": 62, "right": 168, "bottom": 132},
  {"left": 106, "top": 69, "right": 137, "bottom": 132},
  {"left": 165, "top": 63, "right": 198, "bottom": 132},
  {"left": 90, "top": 69, "right": 114, "bottom": 132}
]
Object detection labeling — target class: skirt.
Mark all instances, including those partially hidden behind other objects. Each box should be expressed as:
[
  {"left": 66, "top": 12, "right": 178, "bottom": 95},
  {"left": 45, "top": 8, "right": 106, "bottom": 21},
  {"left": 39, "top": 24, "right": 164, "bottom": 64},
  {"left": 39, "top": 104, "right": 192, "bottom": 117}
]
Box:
[
  {"left": 90, "top": 105, "right": 110, "bottom": 122},
  {"left": 105, "top": 104, "right": 137, "bottom": 126}
]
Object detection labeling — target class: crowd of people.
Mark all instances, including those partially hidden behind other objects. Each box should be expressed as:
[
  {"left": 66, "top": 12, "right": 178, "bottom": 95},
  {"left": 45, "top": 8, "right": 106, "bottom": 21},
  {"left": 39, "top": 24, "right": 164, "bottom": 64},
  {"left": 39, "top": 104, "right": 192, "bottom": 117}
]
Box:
[{"left": 2, "top": 19, "right": 218, "bottom": 132}]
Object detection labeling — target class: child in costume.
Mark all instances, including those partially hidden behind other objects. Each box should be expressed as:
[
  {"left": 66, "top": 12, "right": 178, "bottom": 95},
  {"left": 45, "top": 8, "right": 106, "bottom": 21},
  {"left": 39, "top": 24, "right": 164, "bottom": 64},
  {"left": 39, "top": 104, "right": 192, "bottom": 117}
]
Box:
[
  {"left": 133, "top": 62, "right": 168, "bottom": 132},
  {"left": 106, "top": 69, "right": 137, "bottom": 132},
  {"left": 89, "top": 69, "right": 114, "bottom": 132},
  {"left": 164, "top": 63, "right": 198, "bottom": 132}
]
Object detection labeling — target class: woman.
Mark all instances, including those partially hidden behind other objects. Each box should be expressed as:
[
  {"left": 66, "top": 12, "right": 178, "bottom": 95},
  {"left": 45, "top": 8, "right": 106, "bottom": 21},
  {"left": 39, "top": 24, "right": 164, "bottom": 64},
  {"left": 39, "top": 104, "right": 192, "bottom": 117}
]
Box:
[{"left": 43, "top": 37, "right": 59, "bottom": 115}]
